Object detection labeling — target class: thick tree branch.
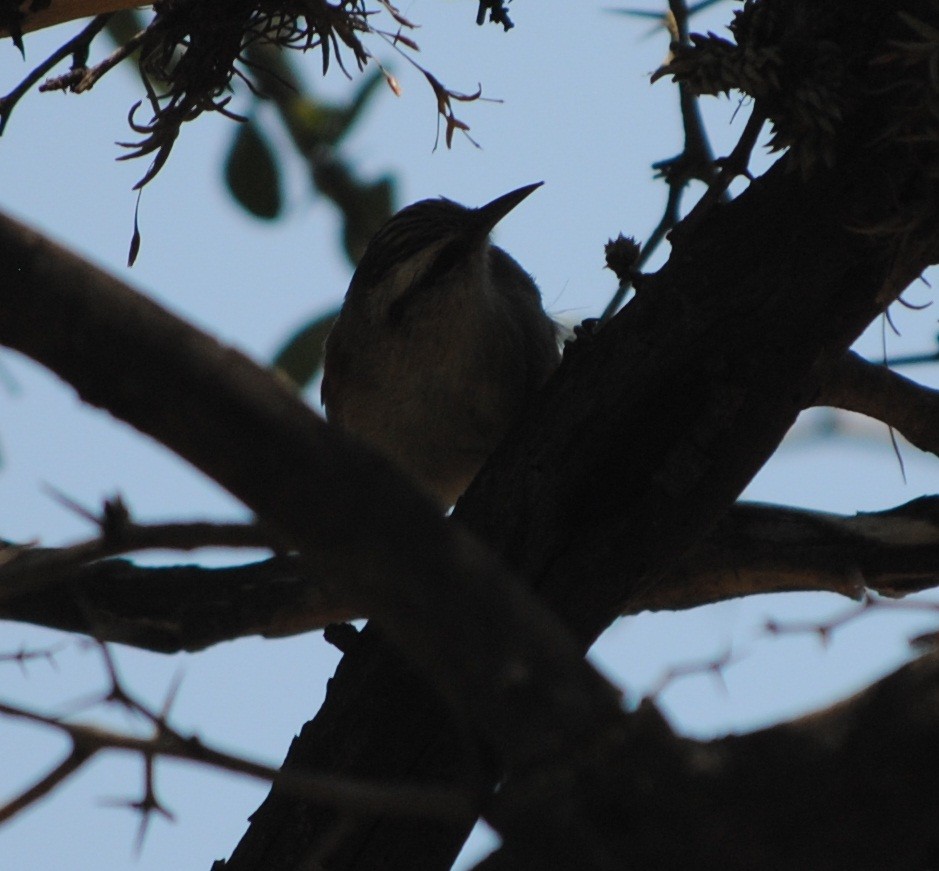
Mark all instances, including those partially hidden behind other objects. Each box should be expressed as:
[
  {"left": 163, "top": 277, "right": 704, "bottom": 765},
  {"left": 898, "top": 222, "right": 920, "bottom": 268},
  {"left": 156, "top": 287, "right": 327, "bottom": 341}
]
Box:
[
  {"left": 5, "top": 498, "right": 939, "bottom": 652},
  {"left": 0, "top": 555, "right": 358, "bottom": 652},
  {"left": 227, "top": 2, "right": 939, "bottom": 860},
  {"left": 0, "top": 211, "right": 640, "bottom": 867},
  {"left": 0, "top": 518, "right": 274, "bottom": 600},
  {"left": 0, "top": 696, "right": 475, "bottom": 826},
  {"left": 818, "top": 350, "right": 939, "bottom": 457},
  {"left": 649, "top": 497, "right": 939, "bottom": 610},
  {"left": 477, "top": 649, "right": 939, "bottom": 869},
  {"left": 4, "top": 3, "right": 939, "bottom": 865},
  {"left": 0, "top": 0, "right": 137, "bottom": 39}
]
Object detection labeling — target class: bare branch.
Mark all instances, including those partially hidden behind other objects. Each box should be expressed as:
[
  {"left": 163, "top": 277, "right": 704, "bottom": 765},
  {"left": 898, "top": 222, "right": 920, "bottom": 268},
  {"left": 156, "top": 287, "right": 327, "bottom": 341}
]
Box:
[
  {"left": 601, "top": 0, "right": 723, "bottom": 323},
  {"left": 648, "top": 497, "right": 939, "bottom": 612},
  {"left": 0, "top": 517, "right": 275, "bottom": 602},
  {"left": 477, "top": 649, "right": 939, "bottom": 869},
  {"left": 0, "top": 13, "right": 112, "bottom": 134},
  {"left": 5, "top": 498, "right": 939, "bottom": 651},
  {"left": 0, "top": 554, "right": 354, "bottom": 653},
  {"left": 0, "top": 745, "right": 92, "bottom": 824},
  {"left": 764, "top": 591, "right": 939, "bottom": 646},
  {"left": 0, "top": 640, "right": 67, "bottom": 669},
  {"left": 816, "top": 350, "right": 939, "bottom": 457},
  {"left": 680, "top": 104, "right": 765, "bottom": 231},
  {"left": 0, "top": 697, "right": 476, "bottom": 826},
  {"left": 0, "top": 637, "right": 478, "bottom": 826}
]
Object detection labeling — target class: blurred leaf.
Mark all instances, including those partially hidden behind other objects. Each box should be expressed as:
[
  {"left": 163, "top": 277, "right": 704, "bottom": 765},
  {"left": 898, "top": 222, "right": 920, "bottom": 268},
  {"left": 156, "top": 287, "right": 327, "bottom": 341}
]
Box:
[
  {"left": 287, "top": 68, "right": 386, "bottom": 150},
  {"left": 312, "top": 154, "right": 395, "bottom": 264},
  {"left": 105, "top": 8, "right": 148, "bottom": 50},
  {"left": 224, "top": 120, "right": 283, "bottom": 220},
  {"left": 273, "top": 309, "right": 340, "bottom": 388},
  {"left": 341, "top": 177, "right": 395, "bottom": 264}
]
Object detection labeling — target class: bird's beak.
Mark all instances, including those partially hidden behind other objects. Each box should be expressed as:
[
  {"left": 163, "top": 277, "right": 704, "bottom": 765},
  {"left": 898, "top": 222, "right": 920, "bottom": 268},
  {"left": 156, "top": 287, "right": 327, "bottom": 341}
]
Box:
[{"left": 473, "top": 181, "right": 543, "bottom": 235}]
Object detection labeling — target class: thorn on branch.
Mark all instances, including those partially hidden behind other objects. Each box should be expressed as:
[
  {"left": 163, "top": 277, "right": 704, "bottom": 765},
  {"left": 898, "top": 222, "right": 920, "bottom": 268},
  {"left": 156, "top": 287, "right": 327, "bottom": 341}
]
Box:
[
  {"left": 645, "top": 645, "right": 741, "bottom": 700},
  {"left": 0, "top": 641, "right": 67, "bottom": 673},
  {"left": 101, "top": 495, "right": 132, "bottom": 545},
  {"left": 99, "top": 751, "right": 176, "bottom": 854},
  {"left": 0, "top": 653, "right": 478, "bottom": 827}
]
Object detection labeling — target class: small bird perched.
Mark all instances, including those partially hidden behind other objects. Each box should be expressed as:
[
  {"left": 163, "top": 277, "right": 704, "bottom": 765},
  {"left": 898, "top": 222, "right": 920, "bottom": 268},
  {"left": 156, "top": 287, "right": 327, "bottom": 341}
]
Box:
[{"left": 322, "top": 182, "right": 559, "bottom": 507}]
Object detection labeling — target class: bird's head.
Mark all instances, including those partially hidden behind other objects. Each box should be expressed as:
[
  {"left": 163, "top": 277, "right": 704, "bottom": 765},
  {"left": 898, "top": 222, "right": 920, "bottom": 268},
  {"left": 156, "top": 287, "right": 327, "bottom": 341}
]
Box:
[{"left": 346, "top": 182, "right": 543, "bottom": 322}]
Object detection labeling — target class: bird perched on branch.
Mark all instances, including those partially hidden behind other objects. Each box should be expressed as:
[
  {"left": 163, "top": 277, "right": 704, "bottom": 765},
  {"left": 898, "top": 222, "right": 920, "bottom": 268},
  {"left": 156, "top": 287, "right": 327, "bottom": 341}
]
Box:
[{"left": 322, "top": 182, "right": 559, "bottom": 507}]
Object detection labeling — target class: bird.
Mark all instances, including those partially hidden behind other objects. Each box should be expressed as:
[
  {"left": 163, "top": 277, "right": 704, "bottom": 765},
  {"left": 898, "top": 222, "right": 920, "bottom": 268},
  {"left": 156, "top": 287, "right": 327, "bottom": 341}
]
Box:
[{"left": 322, "top": 182, "right": 560, "bottom": 508}]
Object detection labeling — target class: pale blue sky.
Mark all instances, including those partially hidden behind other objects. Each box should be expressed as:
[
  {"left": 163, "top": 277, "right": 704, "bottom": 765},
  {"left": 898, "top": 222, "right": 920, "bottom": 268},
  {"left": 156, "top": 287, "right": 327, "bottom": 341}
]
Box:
[{"left": 1, "top": 3, "right": 939, "bottom": 868}]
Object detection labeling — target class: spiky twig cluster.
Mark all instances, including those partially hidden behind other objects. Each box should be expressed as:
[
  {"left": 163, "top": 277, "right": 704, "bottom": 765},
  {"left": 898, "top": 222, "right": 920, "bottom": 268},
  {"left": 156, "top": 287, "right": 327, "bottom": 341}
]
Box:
[
  {"left": 654, "top": 0, "right": 939, "bottom": 187},
  {"left": 0, "top": 643, "right": 472, "bottom": 835},
  {"left": 0, "top": 0, "right": 499, "bottom": 211},
  {"left": 121, "top": 0, "right": 387, "bottom": 188},
  {"left": 653, "top": 0, "right": 864, "bottom": 175}
]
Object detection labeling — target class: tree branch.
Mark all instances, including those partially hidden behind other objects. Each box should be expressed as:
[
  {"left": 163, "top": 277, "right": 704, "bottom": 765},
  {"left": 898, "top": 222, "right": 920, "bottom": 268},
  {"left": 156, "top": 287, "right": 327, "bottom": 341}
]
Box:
[
  {"left": 601, "top": 0, "right": 721, "bottom": 323},
  {"left": 5, "top": 498, "right": 939, "bottom": 651},
  {"left": 4, "top": 3, "right": 939, "bottom": 865},
  {"left": 0, "top": 696, "right": 475, "bottom": 826},
  {"left": 0, "top": 517, "right": 275, "bottom": 601},
  {"left": 0, "top": 0, "right": 137, "bottom": 40},
  {"left": 0, "top": 555, "right": 358, "bottom": 652},
  {"left": 0, "top": 744, "right": 92, "bottom": 824},
  {"left": 649, "top": 497, "right": 939, "bottom": 610},
  {"left": 817, "top": 349, "right": 939, "bottom": 457},
  {"left": 0, "top": 209, "right": 639, "bottom": 867},
  {"left": 476, "top": 649, "right": 939, "bottom": 869},
  {"left": 0, "top": 13, "right": 112, "bottom": 134}
]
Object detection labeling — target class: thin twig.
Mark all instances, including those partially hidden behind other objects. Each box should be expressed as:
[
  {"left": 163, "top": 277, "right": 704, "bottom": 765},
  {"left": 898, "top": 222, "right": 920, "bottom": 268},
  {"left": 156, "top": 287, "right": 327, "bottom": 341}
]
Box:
[
  {"left": 0, "top": 697, "right": 476, "bottom": 825},
  {"left": 765, "top": 593, "right": 939, "bottom": 646},
  {"left": 682, "top": 106, "right": 766, "bottom": 232},
  {"left": 0, "top": 14, "right": 112, "bottom": 135},
  {"left": 600, "top": 182, "right": 685, "bottom": 323},
  {"left": 0, "top": 520, "right": 275, "bottom": 603},
  {"left": 74, "top": 25, "right": 149, "bottom": 94},
  {"left": 0, "top": 746, "right": 93, "bottom": 824},
  {"left": 601, "top": 0, "right": 720, "bottom": 323}
]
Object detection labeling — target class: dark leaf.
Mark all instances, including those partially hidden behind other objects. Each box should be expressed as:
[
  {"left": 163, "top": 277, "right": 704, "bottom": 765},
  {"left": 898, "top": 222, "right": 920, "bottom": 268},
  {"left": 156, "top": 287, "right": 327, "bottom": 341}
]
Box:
[
  {"left": 224, "top": 119, "right": 282, "bottom": 220},
  {"left": 288, "top": 69, "right": 385, "bottom": 150},
  {"left": 272, "top": 309, "right": 340, "bottom": 389}
]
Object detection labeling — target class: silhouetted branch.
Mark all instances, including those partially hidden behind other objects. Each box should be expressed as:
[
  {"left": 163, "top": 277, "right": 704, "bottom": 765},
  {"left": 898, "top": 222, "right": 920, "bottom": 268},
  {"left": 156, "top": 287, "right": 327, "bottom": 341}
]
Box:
[
  {"left": 0, "top": 652, "right": 476, "bottom": 827},
  {"left": 0, "top": 517, "right": 274, "bottom": 602},
  {"left": 5, "top": 498, "right": 939, "bottom": 651},
  {"left": 0, "top": 13, "right": 112, "bottom": 134},
  {"left": 476, "top": 649, "right": 939, "bottom": 869},
  {"left": 817, "top": 350, "right": 939, "bottom": 457}
]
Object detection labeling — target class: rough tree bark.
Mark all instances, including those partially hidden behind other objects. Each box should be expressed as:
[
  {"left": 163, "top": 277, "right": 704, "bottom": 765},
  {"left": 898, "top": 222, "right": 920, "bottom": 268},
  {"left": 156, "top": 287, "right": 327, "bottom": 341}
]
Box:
[
  {"left": 2, "top": 1, "right": 939, "bottom": 869},
  {"left": 219, "top": 1, "right": 939, "bottom": 866}
]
